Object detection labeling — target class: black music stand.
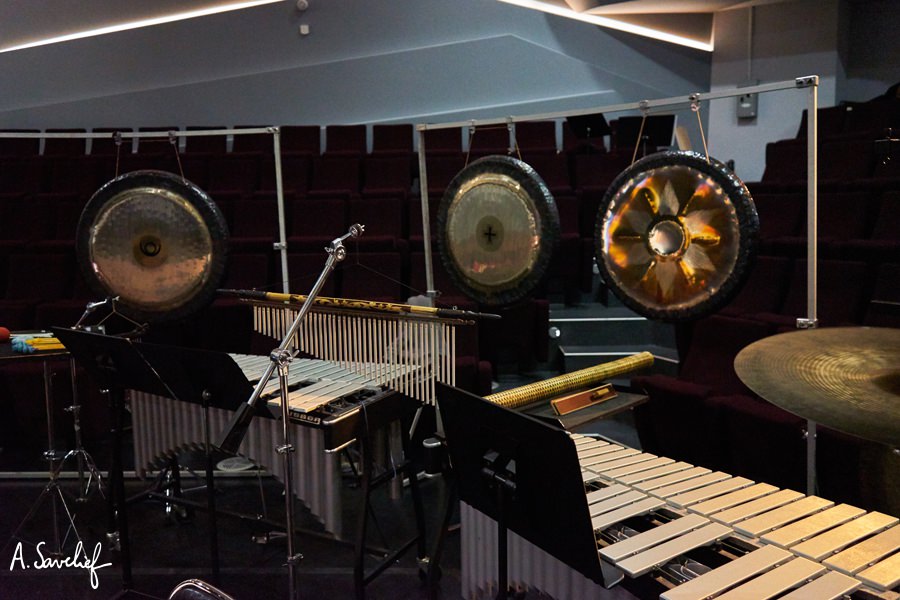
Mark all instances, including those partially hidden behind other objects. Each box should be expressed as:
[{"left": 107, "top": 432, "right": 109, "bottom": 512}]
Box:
[
  {"left": 435, "top": 383, "right": 604, "bottom": 596},
  {"left": 614, "top": 115, "right": 676, "bottom": 157},
  {"left": 53, "top": 328, "right": 266, "bottom": 589}
]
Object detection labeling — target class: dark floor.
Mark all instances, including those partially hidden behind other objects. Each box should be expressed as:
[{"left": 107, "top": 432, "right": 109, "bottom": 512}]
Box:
[
  {"left": 0, "top": 462, "right": 461, "bottom": 600},
  {"left": 0, "top": 388, "right": 643, "bottom": 600}
]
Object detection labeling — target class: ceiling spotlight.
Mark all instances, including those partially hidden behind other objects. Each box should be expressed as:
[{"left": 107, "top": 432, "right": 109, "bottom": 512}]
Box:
[{"left": 296, "top": 0, "right": 309, "bottom": 10}]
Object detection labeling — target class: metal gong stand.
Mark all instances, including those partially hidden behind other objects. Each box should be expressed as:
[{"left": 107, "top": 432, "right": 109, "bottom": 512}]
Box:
[{"left": 218, "top": 223, "right": 364, "bottom": 600}]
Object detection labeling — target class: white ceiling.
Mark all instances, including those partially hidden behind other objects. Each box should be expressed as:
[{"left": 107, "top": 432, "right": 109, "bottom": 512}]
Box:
[{"left": 0, "top": 0, "right": 797, "bottom": 54}]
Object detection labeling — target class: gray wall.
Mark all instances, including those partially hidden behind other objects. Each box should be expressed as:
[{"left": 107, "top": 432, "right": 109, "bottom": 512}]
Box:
[{"left": 0, "top": 0, "right": 710, "bottom": 139}]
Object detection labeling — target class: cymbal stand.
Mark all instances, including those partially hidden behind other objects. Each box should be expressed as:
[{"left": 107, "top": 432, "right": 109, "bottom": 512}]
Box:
[
  {"left": 4, "top": 360, "right": 83, "bottom": 558},
  {"left": 57, "top": 357, "right": 105, "bottom": 501}
]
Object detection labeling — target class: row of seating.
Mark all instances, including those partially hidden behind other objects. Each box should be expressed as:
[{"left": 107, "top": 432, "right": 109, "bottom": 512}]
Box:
[
  {"left": 753, "top": 188, "right": 900, "bottom": 262},
  {"left": 794, "top": 93, "right": 900, "bottom": 140},
  {"left": 762, "top": 134, "right": 899, "bottom": 184},
  {"left": 0, "top": 147, "right": 637, "bottom": 198}
]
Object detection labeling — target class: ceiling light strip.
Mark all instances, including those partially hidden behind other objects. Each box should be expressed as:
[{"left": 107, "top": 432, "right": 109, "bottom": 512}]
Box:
[{"left": 1, "top": 0, "right": 283, "bottom": 54}]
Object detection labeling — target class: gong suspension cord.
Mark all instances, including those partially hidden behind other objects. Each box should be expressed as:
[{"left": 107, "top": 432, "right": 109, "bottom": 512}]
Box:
[
  {"left": 466, "top": 123, "right": 514, "bottom": 166},
  {"left": 630, "top": 113, "right": 648, "bottom": 166},
  {"left": 171, "top": 134, "right": 187, "bottom": 181},
  {"left": 113, "top": 131, "right": 123, "bottom": 178},
  {"left": 691, "top": 95, "right": 711, "bottom": 164}
]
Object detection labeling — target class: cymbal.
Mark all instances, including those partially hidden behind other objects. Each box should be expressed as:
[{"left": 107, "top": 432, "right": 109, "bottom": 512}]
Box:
[{"left": 734, "top": 327, "right": 900, "bottom": 446}]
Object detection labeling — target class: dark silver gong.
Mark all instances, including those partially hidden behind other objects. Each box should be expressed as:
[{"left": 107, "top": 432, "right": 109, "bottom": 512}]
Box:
[
  {"left": 437, "top": 155, "right": 559, "bottom": 306},
  {"left": 594, "top": 151, "right": 758, "bottom": 321},
  {"left": 76, "top": 170, "right": 228, "bottom": 323}
]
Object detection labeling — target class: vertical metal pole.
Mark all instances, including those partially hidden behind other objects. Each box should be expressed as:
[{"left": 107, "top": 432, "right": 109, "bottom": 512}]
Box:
[
  {"left": 276, "top": 359, "right": 301, "bottom": 600},
  {"left": 272, "top": 127, "right": 291, "bottom": 293},
  {"left": 69, "top": 358, "right": 86, "bottom": 500},
  {"left": 43, "top": 361, "right": 61, "bottom": 555},
  {"left": 806, "top": 81, "right": 818, "bottom": 329},
  {"left": 803, "top": 76, "right": 819, "bottom": 496},
  {"left": 416, "top": 127, "right": 437, "bottom": 304}
]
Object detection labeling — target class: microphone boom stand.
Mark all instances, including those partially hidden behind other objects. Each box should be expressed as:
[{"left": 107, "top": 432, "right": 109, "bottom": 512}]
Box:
[{"left": 218, "top": 224, "right": 364, "bottom": 600}]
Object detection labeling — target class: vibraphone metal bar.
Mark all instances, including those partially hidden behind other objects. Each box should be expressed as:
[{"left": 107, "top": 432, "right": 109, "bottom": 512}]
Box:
[{"left": 250, "top": 298, "right": 463, "bottom": 406}]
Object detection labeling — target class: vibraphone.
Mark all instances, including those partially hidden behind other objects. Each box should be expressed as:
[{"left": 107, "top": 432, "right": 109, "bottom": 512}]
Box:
[
  {"left": 131, "top": 353, "right": 415, "bottom": 537},
  {"left": 249, "top": 296, "right": 467, "bottom": 406},
  {"left": 462, "top": 431, "right": 899, "bottom": 599}
]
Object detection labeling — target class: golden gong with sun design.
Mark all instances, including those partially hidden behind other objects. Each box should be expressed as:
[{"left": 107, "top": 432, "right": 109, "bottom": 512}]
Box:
[{"left": 595, "top": 151, "right": 758, "bottom": 321}]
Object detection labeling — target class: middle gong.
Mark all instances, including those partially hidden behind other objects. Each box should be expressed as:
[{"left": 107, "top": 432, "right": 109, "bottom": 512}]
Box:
[{"left": 437, "top": 155, "right": 559, "bottom": 306}]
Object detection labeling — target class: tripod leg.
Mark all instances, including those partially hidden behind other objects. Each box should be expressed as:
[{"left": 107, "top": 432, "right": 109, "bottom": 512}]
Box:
[
  {"left": 52, "top": 482, "right": 84, "bottom": 551},
  {"left": 2, "top": 482, "right": 52, "bottom": 554}
]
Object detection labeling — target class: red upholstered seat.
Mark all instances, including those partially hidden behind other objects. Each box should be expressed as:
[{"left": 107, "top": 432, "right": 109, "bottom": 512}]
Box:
[
  {"left": 420, "top": 154, "right": 466, "bottom": 198},
  {"left": 290, "top": 196, "right": 347, "bottom": 243},
  {"left": 719, "top": 255, "right": 792, "bottom": 318},
  {"left": 229, "top": 192, "right": 288, "bottom": 253},
  {"left": 422, "top": 127, "right": 463, "bottom": 156},
  {"left": 183, "top": 126, "right": 227, "bottom": 154},
  {"left": 231, "top": 125, "right": 274, "bottom": 155},
  {"left": 207, "top": 154, "right": 261, "bottom": 193},
  {"left": 259, "top": 154, "right": 311, "bottom": 195},
  {"left": 372, "top": 124, "right": 414, "bottom": 157},
  {"left": 324, "top": 124, "right": 366, "bottom": 157},
  {"left": 361, "top": 155, "right": 413, "bottom": 199},
  {"left": 515, "top": 121, "right": 557, "bottom": 156},
  {"left": 467, "top": 126, "right": 510, "bottom": 158},
  {"left": 752, "top": 259, "right": 869, "bottom": 328},
  {"left": 864, "top": 262, "right": 900, "bottom": 327},
  {"left": 348, "top": 196, "right": 404, "bottom": 242},
  {"left": 308, "top": 156, "right": 361, "bottom": 200},
  {"left": 0, "top": 130, "right": 40, "bottom": 157},
  {"left": 280, "top": 125, "right": 321, "bottom": 156},
  {"left": 524, "top": 153, "right": 573, "bottom": 197},
  {"left": 0, "top": 157, "right": 47, "bottom": 193}
]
